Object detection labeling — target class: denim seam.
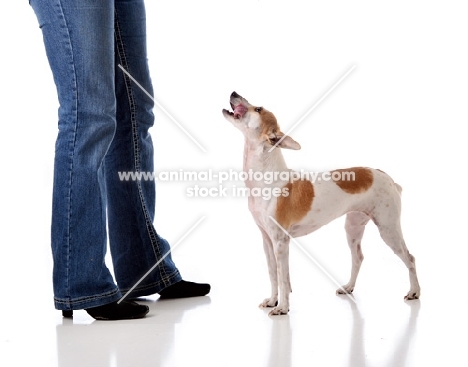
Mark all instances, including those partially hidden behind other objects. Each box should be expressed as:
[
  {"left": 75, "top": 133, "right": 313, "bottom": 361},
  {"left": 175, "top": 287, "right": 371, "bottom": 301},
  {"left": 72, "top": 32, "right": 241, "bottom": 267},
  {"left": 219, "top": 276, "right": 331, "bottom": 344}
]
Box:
[
  {"left": 55, "top": 0, "right": 79, "bottom": 301},
  {"left": 119, "top": 270, "right": 180, "bottom": 294},
  {"left": 114, "top": 11, "right": 170, "bottom": 286},
  {"left": 54, "top": 288, "right": 120, "bottom": 307}
]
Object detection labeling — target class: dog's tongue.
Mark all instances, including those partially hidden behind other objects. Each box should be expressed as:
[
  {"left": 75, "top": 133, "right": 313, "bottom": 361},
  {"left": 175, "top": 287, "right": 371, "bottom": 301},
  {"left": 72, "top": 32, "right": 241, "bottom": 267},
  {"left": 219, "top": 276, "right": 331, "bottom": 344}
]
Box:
[{"left": 233, "top": 104, "right": 247, "bottom": 119}]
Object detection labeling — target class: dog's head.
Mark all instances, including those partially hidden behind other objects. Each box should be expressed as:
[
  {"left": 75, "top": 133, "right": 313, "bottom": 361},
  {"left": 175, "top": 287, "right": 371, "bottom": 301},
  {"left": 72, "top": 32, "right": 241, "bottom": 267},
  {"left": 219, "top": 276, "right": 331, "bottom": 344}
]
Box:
[{"left": 222, "top": 92, "right": 300, "bottom": 150}]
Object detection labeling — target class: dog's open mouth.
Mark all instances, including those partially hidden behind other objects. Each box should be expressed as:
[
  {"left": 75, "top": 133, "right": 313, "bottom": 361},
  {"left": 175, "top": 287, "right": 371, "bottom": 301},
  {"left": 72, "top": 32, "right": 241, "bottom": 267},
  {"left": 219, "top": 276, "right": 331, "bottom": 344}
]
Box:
[{"left": 227, "top": 102, "right": 248, "bottom": 119}]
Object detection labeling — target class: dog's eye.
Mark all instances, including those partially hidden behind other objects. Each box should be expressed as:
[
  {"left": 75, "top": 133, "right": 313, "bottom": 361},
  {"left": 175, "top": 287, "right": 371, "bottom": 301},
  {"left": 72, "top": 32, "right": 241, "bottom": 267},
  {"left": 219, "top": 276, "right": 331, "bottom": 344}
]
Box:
[{"left": 255, "top": 107, "right": 263, "bottom": 113}]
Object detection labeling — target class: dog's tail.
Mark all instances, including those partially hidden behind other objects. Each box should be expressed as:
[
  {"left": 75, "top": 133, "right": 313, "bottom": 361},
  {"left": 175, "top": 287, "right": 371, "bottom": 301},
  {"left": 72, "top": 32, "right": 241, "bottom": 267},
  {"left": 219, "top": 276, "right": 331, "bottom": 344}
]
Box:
[
  {"left": 395, "top": 183, "right": 403, "bottom": 195},
  {"left": 375, "top": 169, "right": 403, "bottom": 196}
]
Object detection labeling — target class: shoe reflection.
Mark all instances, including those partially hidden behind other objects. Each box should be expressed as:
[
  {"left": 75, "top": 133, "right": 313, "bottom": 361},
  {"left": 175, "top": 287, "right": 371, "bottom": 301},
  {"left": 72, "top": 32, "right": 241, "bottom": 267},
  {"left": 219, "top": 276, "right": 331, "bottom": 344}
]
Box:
[{"left": 55, "top": 297, "right": 211, "bottom": 367}]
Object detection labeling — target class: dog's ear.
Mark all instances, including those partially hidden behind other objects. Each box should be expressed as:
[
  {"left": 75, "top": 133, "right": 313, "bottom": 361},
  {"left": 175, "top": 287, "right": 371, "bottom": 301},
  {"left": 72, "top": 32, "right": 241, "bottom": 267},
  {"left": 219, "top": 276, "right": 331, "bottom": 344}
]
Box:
[{"left": 270, "top": 134, "right": 301, "bottom": 150}]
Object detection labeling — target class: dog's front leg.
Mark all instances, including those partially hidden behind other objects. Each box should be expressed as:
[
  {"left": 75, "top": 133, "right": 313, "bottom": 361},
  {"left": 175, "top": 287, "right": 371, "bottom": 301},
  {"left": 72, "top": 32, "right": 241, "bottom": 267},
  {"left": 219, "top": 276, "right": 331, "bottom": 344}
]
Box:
[
  {"left": 258, "top": 228, "right": 279, "bottom": 308},
  {"left": 269, "top": 232, "right": 291, "bottom": 316}
]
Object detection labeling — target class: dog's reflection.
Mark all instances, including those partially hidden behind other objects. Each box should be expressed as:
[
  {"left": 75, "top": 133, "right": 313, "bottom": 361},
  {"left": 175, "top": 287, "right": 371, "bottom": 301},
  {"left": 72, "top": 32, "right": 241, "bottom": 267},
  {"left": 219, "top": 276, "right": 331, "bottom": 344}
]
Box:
[
  {"left": 384, "top": 300, "right": 420, "bottom": 367},
  {"left": 266, "top": 315, "right": 292, "bottom": 367},
  {"left": 342, "top": 296, "right": 421, "bottom": 367},
  {"left": 263, "top": 298, "right": 420, "bottom": 367}
]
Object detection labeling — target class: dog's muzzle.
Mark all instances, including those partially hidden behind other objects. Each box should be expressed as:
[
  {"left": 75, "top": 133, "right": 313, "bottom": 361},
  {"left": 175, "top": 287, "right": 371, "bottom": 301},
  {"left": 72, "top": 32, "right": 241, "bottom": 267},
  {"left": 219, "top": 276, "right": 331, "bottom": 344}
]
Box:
[{"left": 229, "top": 91, "right": 248, "bottom": 119}]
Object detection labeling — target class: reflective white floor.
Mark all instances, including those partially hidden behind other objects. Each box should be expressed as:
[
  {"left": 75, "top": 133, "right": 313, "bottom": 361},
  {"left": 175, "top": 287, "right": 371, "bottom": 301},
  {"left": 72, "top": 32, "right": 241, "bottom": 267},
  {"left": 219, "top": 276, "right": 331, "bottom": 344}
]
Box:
[
  {"left": 2, "top": 211, "right": 468, "bottom": 367},
  {"left": 2, "top": 2, "right": 468, "bottom": 366}
]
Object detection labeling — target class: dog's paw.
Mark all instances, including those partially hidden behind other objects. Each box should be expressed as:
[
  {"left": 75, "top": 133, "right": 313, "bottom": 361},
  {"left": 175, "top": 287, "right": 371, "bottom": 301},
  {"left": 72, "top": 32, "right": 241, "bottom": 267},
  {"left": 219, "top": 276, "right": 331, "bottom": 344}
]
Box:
[
  {"left": 336, "top": 285, "right": 354, "bottom": 295},
  {"left": 259, "top": 298, "right": 278, "bottom": 308},
  {"left": 268, "top": 306, "right": 289, "bottom": 316},
  {"left": 404, "top": 290, "right": 420, "bottom": 300}
]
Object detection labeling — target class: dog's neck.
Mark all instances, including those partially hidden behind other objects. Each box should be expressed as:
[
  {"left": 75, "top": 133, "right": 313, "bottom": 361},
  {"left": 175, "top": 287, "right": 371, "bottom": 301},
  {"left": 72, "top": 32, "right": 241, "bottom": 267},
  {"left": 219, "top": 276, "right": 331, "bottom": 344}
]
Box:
[{"left": 243, "top": 138, "right": 289, "bottom": 188}]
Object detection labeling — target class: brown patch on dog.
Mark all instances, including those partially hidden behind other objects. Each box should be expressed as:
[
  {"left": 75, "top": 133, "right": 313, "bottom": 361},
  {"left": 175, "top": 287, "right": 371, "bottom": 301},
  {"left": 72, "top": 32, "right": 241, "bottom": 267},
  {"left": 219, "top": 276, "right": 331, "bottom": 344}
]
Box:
[
  {"left": 332, "top": 167, "right": 374, "bottom": 194},
  {"left": 257, "top": 108, "right": 280, "bottom": 138},
  {"left": 276, "top": 180, "right": 314, "bottom": 229}
]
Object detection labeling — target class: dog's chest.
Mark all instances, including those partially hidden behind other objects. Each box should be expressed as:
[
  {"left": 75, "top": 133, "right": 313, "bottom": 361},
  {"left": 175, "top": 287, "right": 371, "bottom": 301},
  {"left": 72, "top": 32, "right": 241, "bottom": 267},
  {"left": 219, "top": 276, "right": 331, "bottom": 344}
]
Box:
[{"left": 248, "top": 195, "right": 278, "bottom": 227}]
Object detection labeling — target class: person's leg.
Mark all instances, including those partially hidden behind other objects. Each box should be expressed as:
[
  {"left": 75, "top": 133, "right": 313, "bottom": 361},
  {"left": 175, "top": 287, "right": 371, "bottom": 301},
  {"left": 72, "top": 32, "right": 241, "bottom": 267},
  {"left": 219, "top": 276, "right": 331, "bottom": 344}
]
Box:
[
  {"left": 30, "top": 0, "right": 129, "bottom": 313},
  {"left": 105, "top": 0, "right": 182, "bottom": 298},
  {"left": 108, "top": 0, "right": 209, "bottom": 299}
]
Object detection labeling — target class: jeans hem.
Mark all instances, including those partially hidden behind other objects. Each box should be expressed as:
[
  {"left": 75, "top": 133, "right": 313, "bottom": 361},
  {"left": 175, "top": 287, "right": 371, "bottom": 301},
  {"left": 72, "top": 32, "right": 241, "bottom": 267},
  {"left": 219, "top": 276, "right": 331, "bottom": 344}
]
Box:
[{"left": 54, "top": 288, "right": 122, "bottom": 311}]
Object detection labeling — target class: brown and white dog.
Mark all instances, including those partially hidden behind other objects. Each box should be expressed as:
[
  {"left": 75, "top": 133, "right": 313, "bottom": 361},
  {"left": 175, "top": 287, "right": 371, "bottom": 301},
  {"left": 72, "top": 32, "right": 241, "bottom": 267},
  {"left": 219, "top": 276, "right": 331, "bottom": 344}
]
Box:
[{"left": 222, "top": 92, "right": 420, "bottom": 316}]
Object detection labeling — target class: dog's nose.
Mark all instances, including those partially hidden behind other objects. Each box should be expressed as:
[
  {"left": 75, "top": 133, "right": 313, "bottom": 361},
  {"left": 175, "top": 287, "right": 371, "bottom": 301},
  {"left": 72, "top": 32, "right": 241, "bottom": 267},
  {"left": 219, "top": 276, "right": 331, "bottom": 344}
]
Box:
[{"left": 231, "top": 91, "right": 240, "bottom": 98}]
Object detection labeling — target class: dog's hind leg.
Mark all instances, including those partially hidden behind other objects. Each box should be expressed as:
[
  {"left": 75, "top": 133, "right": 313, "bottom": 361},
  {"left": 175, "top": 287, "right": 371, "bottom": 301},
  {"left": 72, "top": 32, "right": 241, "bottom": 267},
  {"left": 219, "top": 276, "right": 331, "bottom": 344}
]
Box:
[
  {"left": 337, "top": 211, "right": 370, "bottom": 295},
  {"left": 376, "top": 220, "right": 421, "bottom": 300},
  {"left": 258, "top": 227, "right": 279, "bottom": 308}
]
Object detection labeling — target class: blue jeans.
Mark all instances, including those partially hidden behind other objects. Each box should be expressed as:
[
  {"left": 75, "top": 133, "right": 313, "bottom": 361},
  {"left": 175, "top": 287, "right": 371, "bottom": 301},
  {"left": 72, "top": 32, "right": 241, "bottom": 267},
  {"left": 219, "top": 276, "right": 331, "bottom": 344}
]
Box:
[{"left": 30, "top": 0, "right": 182, "bottom": 310}]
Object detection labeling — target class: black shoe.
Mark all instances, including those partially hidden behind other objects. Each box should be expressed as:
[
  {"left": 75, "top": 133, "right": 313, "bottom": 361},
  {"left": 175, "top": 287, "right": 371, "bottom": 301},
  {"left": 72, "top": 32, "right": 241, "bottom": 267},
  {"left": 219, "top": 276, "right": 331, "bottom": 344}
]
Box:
[
  {"left": 62, "top": 310, "right": 73, "bottom": 318},
  {"left": 158, "top": 280, "right": 211, "bottom": 299},
  {"left": 86, "top": 300, "right": 149, "bottom": 320}
]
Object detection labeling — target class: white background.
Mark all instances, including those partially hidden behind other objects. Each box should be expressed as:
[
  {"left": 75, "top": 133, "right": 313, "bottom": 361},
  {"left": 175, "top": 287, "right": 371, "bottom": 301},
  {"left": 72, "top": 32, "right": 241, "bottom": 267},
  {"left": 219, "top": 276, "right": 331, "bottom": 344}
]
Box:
[{"left": 1, "top": 1, "right": 467, "bottom": 366}]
